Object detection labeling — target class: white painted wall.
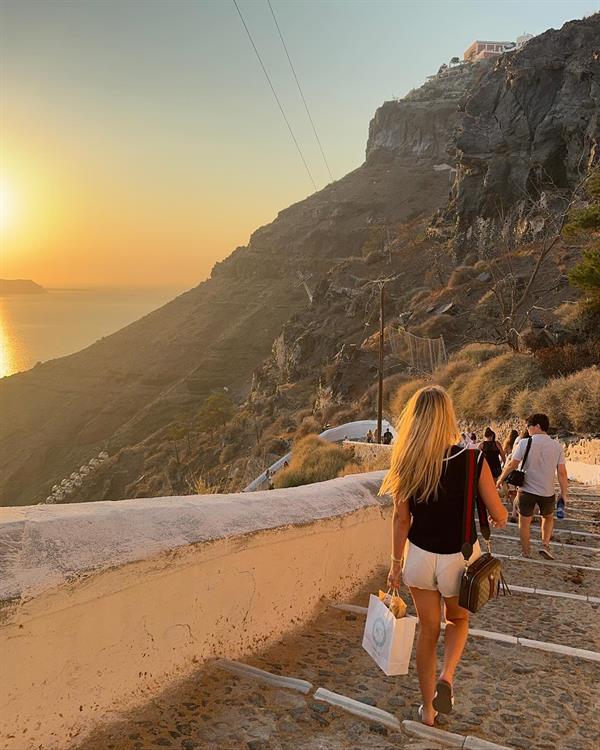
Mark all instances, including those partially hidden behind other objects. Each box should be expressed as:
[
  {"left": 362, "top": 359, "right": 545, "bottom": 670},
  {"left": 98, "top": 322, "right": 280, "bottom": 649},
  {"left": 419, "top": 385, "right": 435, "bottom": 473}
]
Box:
[
  {"left": 0, "top": 472, "right": 390, "bottom": 750},
  {"left": 566, "top": 460, "right": 600, "bottom": 485}
]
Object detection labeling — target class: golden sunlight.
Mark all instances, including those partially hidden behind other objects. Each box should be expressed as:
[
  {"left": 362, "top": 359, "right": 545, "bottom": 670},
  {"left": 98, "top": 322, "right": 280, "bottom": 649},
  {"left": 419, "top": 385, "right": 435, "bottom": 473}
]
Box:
[{"left": 0, "top": 178, "right": 13, "bottom": 232}]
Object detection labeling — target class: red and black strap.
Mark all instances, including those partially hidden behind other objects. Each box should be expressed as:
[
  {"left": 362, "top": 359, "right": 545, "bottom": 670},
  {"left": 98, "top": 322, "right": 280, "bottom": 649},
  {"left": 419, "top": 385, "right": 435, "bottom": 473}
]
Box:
[
  {"left": 462, "top": 449, "right": 490, "bottom": 560},
  {"left": 461, "top": 449, "right": 477, "bottom": 561}
]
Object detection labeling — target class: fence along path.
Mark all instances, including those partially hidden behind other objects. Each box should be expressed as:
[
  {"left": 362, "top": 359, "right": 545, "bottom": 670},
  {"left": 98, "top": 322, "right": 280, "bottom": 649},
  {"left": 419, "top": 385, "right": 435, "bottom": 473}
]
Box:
[{"left": 73, "top": 484, "right": 600, "bottom": 750}]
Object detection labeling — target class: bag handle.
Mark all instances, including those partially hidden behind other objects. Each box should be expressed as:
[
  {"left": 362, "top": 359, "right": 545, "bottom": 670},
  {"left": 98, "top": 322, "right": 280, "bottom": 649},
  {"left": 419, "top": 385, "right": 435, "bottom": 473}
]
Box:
[
  {"left": 519, "top": 436, "right": 533, "bottom": 471},
  {"left": 461, "top": 449, "right": 487, "bottom": 561}
]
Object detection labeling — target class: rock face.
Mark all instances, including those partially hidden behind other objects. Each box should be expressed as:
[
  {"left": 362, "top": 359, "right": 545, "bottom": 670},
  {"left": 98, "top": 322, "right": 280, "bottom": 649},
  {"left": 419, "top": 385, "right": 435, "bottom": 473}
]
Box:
[
  {"left": 366, "top": 63, "right": 480, "bottom": 163},
  {"left": 444, "top": 14, "right": 600, "bottom": 254}
]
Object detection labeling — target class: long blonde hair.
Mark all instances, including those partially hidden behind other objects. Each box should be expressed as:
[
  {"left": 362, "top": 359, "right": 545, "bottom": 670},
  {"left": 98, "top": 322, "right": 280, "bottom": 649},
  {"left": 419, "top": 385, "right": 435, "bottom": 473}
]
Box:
[{"left": 379, "top": 385, "right": 461, "bottom": 503}]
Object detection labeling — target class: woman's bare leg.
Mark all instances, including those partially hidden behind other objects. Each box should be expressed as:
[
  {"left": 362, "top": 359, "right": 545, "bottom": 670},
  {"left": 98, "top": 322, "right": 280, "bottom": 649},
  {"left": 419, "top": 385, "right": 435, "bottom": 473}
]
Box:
[
  {"left": 409, "top": 587, "right": 442, "bottom": 725},
  {"left": 439, "top": 596, "right": 469, "bottom": 691}
]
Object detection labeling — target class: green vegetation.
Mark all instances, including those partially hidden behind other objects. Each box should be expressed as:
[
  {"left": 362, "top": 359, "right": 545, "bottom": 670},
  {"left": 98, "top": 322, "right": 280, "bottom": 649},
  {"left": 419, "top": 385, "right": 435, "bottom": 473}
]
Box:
[
  {"left": 361, "top": 225, "right": 386, "bottom": 258},
  {"left": 196, "top": 392, "right": 235, "bottom": 434},
  {"left": 568, "top": 247, "right": 600, "bottom": 313},
  {"left": 564, "top": 166, "right": 600, "bottom": 313},
  {"left": 563, "top": 167, "right": 600, "bottom": 239},
  {"left": 273, "top": 435, "right": 357, "bottom": 489}
]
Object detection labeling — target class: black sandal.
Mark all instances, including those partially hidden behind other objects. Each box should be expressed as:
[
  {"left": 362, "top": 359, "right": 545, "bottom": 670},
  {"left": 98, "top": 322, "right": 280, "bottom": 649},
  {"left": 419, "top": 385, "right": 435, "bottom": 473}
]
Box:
[{"left": 432, "top": 679, "right": 454, "bottom": 714}]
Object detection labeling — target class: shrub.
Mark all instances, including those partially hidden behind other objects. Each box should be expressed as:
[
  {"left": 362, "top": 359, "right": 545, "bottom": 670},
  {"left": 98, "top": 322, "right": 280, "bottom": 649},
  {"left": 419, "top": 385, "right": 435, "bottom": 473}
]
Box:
[
  {"left": 361, "top": 225, "right": 386, "bottom": 258},
  {"left": 435, "top": 359, "right": 471, "bottom": 388},
  {"left": 409, "top": 288, "right": 430, "bottom": 307},
  {"left": 517, "top": 368, "right": 600, "bottom": 433},
  {"left": 414, "top": 314, "right": 458, "bottom": 338},
  {"left": 273, "top": 436, "right": 357, "bottom": 488},
  {"left": 297, "top": 415, "right": 322, "bottom": 437},
  {"left": 447, "top": 266, "right": 474, "bottom": 288},
  {"left": 196, "top": 392, "right": 235, "bottom": 434},
  {"left": 532, "top": 341, "right": 600, "bottom": 377},
  {"left": 568, "top": 246, "right": 600, "bottom": 313},
  {"left": 512, "top": 388, "right": 535, "bottom": 419},
  {"left": 454, "top": 343, "right": 506, "bottom": 366},
  {"left": 390, "top": 378, "right": 427, "bottom": 418},
  {"left": 449, "top": 352, "right": 545, "bottom": 421},
  {"left": 263, "top": 437, "right": 289, "bottom": 455}
]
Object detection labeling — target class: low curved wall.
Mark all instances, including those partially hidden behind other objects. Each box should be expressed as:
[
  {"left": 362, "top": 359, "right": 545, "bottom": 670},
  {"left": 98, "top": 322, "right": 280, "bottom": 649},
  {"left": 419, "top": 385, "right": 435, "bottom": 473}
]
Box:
[
  {"left": 0, "top": 473, "right": 390, "bottom": 750},
  {"left": 352, "top": 440, "right": 600, "bottom": 485}
]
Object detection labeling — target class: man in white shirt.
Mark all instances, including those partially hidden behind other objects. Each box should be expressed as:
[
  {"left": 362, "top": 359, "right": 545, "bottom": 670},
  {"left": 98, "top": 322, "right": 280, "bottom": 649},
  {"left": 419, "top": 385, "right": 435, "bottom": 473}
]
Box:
[{"left": 496, "top": 413, "right": 568, "bottom": 560}]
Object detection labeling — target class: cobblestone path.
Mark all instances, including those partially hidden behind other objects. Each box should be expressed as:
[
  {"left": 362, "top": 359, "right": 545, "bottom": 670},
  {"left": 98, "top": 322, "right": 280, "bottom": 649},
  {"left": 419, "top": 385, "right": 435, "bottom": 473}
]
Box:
[{"left": 75, "top": 485, "right": 600, "bottom": 750}]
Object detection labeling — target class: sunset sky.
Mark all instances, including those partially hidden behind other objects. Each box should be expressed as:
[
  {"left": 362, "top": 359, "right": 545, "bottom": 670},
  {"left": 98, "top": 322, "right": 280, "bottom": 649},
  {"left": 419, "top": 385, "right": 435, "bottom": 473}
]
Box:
[{"left": 0, "top": 0, "right": 596, "bottom": 288}]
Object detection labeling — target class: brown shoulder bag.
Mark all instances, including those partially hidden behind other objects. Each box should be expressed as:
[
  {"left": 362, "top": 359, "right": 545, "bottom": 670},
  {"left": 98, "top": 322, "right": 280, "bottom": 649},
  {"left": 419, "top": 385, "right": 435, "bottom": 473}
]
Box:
[{"left": 458, "top": 449, "right": 510, "bottom": 613}]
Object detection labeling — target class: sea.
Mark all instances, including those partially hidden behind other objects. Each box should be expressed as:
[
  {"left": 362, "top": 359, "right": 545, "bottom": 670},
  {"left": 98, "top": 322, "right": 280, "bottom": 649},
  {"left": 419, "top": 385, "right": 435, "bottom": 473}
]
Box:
[{"left": 0, "top": 286, "right": 186, "bottom": 379}]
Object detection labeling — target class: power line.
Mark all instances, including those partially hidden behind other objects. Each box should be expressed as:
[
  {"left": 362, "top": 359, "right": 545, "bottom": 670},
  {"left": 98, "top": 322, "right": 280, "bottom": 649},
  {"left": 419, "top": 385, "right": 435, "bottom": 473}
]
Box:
[
  {"left": 267, "top": 0, "right": 335, "bottom": 183},
  {"left": 232, "top": 0, "right": 317, "bottom": 192}
]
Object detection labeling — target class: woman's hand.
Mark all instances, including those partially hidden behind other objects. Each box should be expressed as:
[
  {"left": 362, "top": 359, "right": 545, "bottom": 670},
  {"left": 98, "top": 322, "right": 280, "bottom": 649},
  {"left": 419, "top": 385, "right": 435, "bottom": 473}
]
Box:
[
  {"left": 489, "top": 514, "right": 507, "bottom": 528},
  {"left": 387, "top": 560, "right": 403, "bottom": 590}
]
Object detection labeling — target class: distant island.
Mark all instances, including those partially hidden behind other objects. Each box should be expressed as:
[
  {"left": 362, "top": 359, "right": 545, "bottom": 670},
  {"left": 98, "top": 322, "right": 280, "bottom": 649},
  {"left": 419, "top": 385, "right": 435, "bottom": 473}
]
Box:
[{"left": 0, "top": 279, "right": 47, "bottom": 296}]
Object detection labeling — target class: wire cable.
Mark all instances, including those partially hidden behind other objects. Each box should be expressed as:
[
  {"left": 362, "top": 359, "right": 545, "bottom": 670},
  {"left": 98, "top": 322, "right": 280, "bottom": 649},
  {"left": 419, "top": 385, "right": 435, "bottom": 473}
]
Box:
[
  {"left": 232, "top": 0, "right": 317, "bottom": 192},
  {"left": 267, "top": 0, "right": 335, "bottom": 183}
]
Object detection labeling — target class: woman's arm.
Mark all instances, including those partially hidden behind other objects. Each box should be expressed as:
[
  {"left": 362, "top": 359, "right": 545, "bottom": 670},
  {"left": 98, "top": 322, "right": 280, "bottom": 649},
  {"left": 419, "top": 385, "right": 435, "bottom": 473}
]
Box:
[
  {"left": 387, "top": 497, "right": 411, "bottom": 589},
  {"left": 478, "top": 460, "right": 508, "bottom": 527},
  {"left": 497, "top": 441, "right": 506, "bottom": 463}
]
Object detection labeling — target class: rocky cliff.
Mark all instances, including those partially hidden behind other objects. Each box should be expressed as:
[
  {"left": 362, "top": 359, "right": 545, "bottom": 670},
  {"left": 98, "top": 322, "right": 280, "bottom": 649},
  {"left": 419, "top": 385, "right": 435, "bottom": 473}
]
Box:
[{"left": 442, "top": 14, "right": 600, "bottom": 254}]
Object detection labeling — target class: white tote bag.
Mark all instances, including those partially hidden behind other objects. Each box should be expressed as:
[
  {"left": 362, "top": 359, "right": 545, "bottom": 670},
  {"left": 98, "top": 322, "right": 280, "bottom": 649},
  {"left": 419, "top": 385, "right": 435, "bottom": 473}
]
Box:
[{"left": 362, "top": 594, "right": 417, "bottom": 676}]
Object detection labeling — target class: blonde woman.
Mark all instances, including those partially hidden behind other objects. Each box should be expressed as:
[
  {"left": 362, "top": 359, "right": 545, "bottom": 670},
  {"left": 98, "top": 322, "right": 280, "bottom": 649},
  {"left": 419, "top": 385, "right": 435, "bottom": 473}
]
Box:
[{"left": 381, "top": 386, "right": 507, "bottom": 726}]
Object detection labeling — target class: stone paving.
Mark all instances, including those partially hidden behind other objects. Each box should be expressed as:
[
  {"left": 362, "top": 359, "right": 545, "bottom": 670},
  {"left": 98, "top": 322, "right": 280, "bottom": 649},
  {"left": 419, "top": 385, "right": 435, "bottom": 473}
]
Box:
[{"left": 75, "top": 485, "right": 600, "bottom": 750}]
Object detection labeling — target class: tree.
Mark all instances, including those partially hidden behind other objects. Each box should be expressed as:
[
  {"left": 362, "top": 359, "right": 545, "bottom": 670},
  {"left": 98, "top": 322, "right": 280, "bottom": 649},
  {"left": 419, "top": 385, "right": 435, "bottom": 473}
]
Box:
[
  {"left": 474, "top": 165, "right": 596, "bottom": 350},
  {"left": 563, "top": 167, "right": 600, "bottom": 237},
  {"left": 196, "top": 392, "right": 235, "bottom": 435},
  {"left": 564, "top": 166, "right": 600, "bottom": 313},
  {"left": 568, "top": 247, "right": 600, "bottom": 313},
  {"left": 450, "top": 56, "right": 460, "bottom": 66}
]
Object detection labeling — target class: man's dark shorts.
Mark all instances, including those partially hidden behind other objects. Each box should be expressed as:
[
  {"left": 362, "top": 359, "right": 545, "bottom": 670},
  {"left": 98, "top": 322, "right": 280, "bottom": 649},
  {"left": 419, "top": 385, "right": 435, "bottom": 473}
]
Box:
[{"left": 518, "top": 491, "right": 556, "bottom": 518}]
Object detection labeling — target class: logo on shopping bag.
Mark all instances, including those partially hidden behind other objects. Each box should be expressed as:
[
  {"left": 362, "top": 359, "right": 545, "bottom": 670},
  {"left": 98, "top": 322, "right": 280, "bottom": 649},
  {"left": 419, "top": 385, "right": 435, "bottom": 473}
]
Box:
[{"left": 372, "top": 616, "right": 387, "bottom": 648}]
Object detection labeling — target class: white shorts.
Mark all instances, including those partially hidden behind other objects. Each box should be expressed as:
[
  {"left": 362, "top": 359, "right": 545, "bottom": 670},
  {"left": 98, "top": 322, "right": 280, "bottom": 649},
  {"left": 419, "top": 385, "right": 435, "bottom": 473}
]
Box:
[{"left": 402, "top": 540, "right": 481, "bottom": 599}]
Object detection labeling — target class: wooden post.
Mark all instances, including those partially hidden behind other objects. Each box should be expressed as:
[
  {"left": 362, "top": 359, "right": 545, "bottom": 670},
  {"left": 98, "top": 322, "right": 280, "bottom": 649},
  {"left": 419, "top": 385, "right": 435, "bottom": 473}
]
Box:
[{"left": 377, "top": 282, "right": 385, "bottom": 443}]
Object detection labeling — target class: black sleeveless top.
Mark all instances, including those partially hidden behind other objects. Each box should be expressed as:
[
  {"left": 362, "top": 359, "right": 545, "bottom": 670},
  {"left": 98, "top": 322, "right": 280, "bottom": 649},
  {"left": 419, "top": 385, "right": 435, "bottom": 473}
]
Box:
[
  {"left": 481, "top": 440, "right": 502, "bottom": 477},
  {"left": 408, "top": 446, "right": 480, "bottom": 554}
]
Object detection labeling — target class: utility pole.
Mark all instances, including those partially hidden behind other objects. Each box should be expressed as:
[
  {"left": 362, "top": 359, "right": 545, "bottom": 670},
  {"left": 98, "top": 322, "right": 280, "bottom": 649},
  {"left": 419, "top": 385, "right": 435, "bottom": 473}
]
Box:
[
  {"left": 364, "top": 273, "right": 401, "bottom": 444},
  {"left": 377, "top": 281, "right": 385, "bottom": 443}
]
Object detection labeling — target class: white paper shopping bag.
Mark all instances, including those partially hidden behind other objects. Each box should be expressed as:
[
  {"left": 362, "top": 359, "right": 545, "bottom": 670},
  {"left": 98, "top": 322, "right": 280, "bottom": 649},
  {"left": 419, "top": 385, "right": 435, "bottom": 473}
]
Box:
[{"left": 362, "top": 594, "right": 417, "bottom": 676}]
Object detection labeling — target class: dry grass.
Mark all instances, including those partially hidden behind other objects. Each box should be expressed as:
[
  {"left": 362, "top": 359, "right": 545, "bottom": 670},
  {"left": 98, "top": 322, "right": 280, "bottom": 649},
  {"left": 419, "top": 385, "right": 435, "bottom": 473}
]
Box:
[
  {"left": 413, "top": 314, "right": 458, "bottom": 339},
  {"left": 273, "top": 435, "right": 358, "bottom": 488},
  {"left": 388, "top": 340, "right": 598, "bottom": 434},
  {"left": 390, "top": 378, "right": 428, "bottom": 416},
  {"left": 514, "top": 367, "right": 600, "bottom": 433},
  {"left": 449, "top": 352, "right": 544, "bottom": 422},
  {"left": 447, "top": 266, "right": 474, "bottom": 288},
  {"left": 455, "top": 343, "right": 506, "bottom": 366},
  {"left": 296, "top": 415, "right": 322, "bottom": 437}
]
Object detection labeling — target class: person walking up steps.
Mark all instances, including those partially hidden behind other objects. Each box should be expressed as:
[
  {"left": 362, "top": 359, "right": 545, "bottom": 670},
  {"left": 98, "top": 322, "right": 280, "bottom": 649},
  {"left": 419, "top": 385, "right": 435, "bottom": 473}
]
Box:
[
  {"left": 496, "top": 413, "right": 569, "bottom": 560},
  {"left": 479, "top": 428, "right": 505, "bottom": 480},
  {"left": 382, "top": 386, "right": 507, "bottom": 727},
  {"left": 503, "top": 429, "right": 521, "bottom": 523}
]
